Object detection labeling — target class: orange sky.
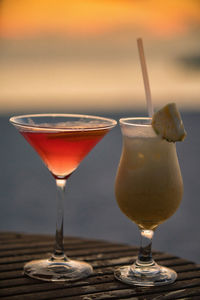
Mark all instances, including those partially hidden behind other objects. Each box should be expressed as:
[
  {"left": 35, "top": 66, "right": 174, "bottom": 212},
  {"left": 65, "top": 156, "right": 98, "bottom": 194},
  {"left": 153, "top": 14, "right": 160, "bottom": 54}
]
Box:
[{"left": 0, "top": 0, "right": 200, "bottom": 38}]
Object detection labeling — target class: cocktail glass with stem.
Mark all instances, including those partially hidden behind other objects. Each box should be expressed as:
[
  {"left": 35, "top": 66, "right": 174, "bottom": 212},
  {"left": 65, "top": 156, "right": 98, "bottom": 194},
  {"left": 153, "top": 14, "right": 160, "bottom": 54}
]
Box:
[
  {"left": 115, "top": 117, "right": 183, "bottom": 286},
  {"left": 10, "top": 113, "right": 117, "bottom": 282}
]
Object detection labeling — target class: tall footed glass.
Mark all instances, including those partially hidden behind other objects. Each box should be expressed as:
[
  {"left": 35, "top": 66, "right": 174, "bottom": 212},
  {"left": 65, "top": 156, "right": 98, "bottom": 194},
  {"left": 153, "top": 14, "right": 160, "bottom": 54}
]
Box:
[
  {"left": 115, "top": 117, "right": 183, "bottom": 286},
  {"left": 10, "top": 114, "right": 116, "bottom": 282}
]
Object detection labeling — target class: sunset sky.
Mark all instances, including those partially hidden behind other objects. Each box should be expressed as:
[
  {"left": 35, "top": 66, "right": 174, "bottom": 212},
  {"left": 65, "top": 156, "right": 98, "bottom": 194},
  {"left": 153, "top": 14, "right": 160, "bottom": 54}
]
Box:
[
  {"left": 0, "top": 0, "right": 200, "bottom": 113},
  {"left": 1, "top": 0, "right": 200, "bottom": 38}
]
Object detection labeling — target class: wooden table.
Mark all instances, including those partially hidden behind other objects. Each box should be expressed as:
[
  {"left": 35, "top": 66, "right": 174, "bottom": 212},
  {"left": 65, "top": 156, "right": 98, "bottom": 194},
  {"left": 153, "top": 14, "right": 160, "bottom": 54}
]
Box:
[{"left": 0, "top": 232, "right": 199, "bottom": 299}]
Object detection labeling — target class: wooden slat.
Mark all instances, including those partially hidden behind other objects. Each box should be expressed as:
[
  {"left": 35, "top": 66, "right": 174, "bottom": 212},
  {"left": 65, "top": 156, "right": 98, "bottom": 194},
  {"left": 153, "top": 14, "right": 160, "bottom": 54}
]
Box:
[
  {"left": 0, "top": 255, "right": 195, "bottom": 275},
  {"left": 0, "top": 250, "right": 175, "bottom": 266},
  {"left": 0, "top": 232, "right": 199, "bottom": 300},
  {"left": 0, "top": 233, "right": 83, "bottom": 246},
  {"left": 0, "top": 239, "right": 119, "bottom": 251},
  {"left": 0, "top": 245, "right": 138, "bottom": 262},
  {"left": 1, "top": 268, "right": 200, "bottom": 290},
  {"left": 0, "top": 263, "right": 198, "bottom": 282},
  {"left": 1, "top": 278, "right": 200, "bottom": 300},
  {"left": 57, "top": 286, "right": 200, "bottom": 300},
  {"left": 0, "top": 254, "right": 189, "bottom": 273},
  {"left": 0, "top": 253, "right": 183, "bottom": 287}
]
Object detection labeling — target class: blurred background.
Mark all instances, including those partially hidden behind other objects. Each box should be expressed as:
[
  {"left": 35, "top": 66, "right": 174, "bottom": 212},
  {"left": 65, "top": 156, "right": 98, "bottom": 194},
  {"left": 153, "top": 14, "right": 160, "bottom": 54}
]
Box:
[{"left": 0, "top": 0, "right": 200, "bottom": 263}]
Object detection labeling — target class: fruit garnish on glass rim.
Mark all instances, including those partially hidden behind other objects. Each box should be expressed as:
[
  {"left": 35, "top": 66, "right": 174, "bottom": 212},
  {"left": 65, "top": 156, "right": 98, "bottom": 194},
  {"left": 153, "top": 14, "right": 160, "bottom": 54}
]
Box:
[{"left": 151, "top": 103, "right": 186, "bottom": 142}]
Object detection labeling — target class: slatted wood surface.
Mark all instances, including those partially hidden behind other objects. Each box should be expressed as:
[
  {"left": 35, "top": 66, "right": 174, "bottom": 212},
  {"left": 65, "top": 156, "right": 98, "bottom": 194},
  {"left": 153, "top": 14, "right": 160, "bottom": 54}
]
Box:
[{"left": 0, "top": 232, "right": 200, "bottom": 299}]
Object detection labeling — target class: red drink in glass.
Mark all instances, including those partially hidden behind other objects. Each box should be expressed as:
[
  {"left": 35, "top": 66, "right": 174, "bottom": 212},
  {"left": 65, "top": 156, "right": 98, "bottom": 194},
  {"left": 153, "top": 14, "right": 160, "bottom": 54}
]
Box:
[{"left": 21, "top": 128, "right": 108, "bottom": 179}]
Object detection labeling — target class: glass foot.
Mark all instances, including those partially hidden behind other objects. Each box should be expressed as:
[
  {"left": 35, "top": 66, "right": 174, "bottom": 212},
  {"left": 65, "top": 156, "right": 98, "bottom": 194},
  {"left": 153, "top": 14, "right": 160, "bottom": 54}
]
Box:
[
  {"left": 24, "top": 257, "right": 93, "bottom": 282},
  {"left": 114, "top": 261, "right": 177, "bottom": 286}
]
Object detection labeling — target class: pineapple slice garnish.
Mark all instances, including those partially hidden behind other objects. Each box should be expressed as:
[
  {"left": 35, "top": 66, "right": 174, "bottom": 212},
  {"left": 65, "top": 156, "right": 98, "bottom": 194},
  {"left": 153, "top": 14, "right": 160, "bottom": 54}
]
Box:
[{"left": 151, "top": 103, "right": 186, "bottom": 142}]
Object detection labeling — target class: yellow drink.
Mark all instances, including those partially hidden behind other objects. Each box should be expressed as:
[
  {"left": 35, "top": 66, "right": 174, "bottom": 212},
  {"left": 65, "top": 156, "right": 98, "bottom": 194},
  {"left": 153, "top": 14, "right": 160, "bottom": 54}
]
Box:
[{"left": 115, "top": 124, "right": 183, "bottom": 230}]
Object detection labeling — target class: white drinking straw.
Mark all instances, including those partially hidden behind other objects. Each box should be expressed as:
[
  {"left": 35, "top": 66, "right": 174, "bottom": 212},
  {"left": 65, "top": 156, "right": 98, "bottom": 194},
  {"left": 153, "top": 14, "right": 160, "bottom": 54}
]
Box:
[{"left": 137, "top": 38, "right": 154, "bottom": 117}]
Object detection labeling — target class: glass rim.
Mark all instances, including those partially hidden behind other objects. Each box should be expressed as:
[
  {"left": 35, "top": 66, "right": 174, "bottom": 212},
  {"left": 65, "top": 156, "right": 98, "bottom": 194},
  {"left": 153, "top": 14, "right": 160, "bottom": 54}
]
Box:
[
  {"left": 119, "top": 117, "right": 152, "bottom": 127},
  {"left": 9, "top": 113, "right": 117, "bottom": 131}
]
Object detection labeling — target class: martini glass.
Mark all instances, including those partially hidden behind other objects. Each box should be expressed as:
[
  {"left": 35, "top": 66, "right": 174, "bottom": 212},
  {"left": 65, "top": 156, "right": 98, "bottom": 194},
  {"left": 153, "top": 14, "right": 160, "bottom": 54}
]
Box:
[
  {"left": 114, "top": 117, "right": 183, "bottom": 286},
  {"left": 10, "top": 113, "right": 117, "bottom": 282}
]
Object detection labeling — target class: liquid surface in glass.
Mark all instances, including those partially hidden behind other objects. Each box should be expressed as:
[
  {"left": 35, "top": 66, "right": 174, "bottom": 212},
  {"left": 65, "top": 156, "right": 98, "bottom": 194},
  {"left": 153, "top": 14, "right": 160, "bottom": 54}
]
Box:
[{"left": 115, "top": 124, "right": 183, "bottom": 230}]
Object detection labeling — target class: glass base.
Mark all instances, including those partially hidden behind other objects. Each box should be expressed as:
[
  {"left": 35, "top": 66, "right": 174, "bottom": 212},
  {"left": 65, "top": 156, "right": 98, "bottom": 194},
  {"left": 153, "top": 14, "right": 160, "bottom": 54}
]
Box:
[
  {"left": 24, "top": 257, "right": 93, "bottom": 282},
  {"left": 114, "top": 260, "right": 177, "bottom": 286}
]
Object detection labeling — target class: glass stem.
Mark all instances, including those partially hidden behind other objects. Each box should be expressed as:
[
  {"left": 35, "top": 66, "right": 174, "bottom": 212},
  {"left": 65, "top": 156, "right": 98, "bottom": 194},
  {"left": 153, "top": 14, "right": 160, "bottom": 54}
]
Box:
[
  {"left": 53, "top": 179, "right": 66, "bottom": 259},
  {"left": 136, "top": 229, "right": 154, "bottom": 266}
]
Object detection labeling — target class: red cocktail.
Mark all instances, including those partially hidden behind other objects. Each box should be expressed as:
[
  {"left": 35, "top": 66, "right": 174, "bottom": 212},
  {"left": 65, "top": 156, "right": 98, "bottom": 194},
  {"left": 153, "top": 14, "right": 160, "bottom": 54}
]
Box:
[
  {"left": 10, "top": 114, "right": 117, "bottom": 282},
  {"left": 21, "top": 128, "right": 109, "bottom": 179}
]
